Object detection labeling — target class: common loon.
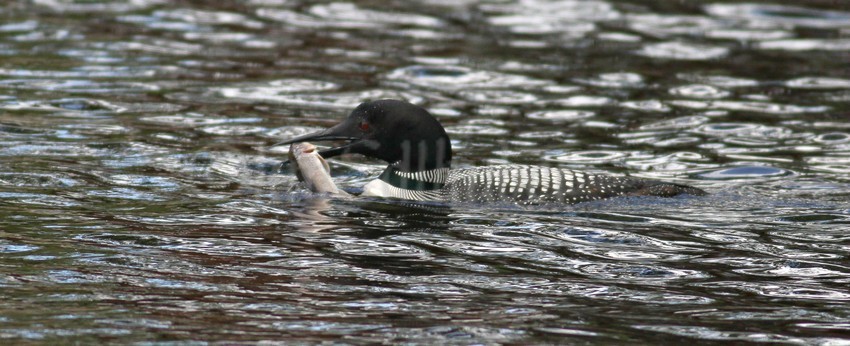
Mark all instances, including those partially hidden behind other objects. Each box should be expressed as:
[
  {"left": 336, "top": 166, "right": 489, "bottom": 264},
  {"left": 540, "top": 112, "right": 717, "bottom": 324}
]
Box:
[{"left": 281, "top": 99, "right": 706, "bottom": 205}]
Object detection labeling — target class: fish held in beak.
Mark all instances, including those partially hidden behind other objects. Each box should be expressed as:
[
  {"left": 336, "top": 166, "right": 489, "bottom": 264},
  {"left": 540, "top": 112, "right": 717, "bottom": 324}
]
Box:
[{"left": 287, "top": 142, "right": 346, "bottom": 195}]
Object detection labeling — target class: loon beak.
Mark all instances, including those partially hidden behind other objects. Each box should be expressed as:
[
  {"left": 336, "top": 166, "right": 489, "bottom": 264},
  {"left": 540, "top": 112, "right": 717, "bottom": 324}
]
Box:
[{"left": 274, "top": 121, "right": 361, "bottom": 159}]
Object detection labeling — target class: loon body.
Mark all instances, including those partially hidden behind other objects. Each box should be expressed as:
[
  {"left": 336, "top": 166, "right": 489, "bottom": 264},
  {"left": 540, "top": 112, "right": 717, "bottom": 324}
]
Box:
[{"left": 281, "top": 100, "right": 705, "bottom": 204}]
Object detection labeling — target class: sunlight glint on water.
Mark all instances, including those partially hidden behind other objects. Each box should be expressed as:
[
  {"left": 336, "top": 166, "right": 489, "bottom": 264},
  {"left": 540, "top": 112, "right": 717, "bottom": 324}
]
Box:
[{"left": 0, "top": 0, "right": 849, "bottom": 344}]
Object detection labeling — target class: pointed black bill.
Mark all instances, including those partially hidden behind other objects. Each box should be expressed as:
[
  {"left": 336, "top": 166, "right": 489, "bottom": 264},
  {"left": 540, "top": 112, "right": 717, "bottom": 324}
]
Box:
[
  {"left": 273, "top": 123, "right": 356, "bottom": 146},
  {"left": 275, "top": 122, "right": 361, "bottom": 168}
]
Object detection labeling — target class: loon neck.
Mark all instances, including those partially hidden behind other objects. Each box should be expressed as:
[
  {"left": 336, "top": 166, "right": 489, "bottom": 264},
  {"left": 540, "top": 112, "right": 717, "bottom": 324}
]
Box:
[{"left": 379, "top": 165, "right": 450, "bottom": 191}]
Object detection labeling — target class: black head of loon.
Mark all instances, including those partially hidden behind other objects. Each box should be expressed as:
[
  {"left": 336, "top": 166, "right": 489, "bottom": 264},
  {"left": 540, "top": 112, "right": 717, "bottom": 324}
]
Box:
[{"left": 281, "top": 99, "right": 452, "bottom": 173}]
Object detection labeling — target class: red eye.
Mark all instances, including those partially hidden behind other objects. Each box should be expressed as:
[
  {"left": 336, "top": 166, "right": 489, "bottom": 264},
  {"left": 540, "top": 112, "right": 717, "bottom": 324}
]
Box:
[{"left": 359, "top": 121, "right": 370, "bottom": 131}]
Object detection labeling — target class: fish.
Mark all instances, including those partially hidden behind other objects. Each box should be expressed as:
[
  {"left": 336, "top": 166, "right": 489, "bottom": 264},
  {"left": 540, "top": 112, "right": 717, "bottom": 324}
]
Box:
[{"left": 287, "top": 142, "right": 346, "bottom": 195}]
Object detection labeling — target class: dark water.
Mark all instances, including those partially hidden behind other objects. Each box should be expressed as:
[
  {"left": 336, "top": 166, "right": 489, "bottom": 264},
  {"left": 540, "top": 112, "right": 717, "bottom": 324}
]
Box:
[{"left": 2, "top": 0, "right": 850, "bottom": 343}]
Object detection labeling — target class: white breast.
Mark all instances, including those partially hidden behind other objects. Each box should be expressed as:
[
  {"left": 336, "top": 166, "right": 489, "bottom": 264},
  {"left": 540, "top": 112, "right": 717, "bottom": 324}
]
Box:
[
  {"left": 361, "top": 179, "right": 397, "bottom": 198},
  {"left": 361, "top": 179, "right": 446, "bottom": 201}
]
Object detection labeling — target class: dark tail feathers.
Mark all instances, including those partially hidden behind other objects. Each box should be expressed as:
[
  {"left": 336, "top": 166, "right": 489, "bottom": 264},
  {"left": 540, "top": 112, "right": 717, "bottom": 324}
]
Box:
[{"left": 636, "top": 181, "right": 707, "bottom": 198}]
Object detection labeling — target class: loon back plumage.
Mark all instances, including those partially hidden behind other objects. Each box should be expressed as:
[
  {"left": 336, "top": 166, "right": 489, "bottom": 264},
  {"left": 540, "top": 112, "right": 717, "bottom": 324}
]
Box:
[
  {"left": 444, "top": 165, "right": 704, "bottom": 204},
  {"left": 281, "top": 99, "right": 706, "bottom": 204},
  {"left": 363, "top": 165, "right": 705, "bottom": 204}
]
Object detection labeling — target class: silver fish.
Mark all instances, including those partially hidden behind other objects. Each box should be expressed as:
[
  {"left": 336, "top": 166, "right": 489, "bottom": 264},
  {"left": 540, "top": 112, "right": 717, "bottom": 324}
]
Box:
[{"left": 288, "top": 142, "right": 344, "bottom": 195}]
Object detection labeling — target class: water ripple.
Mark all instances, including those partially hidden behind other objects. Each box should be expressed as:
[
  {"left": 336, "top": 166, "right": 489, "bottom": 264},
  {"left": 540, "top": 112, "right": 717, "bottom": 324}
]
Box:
[
  {"left": 212, "top": 87, "right": 418, "bottom": 109},
  {"left": 636, "top": 42, "right": 729, "bottom": 61},
  {"left": 544, "top": 150, "right": 630, "bottom": 164},
  {"left": 671, "top": 100, "right": 829, "bottom": 114},
  {"left": 627, "top": 14, "right": 719, "bottom": 38},
  {"left": 634, "top": 325, "right": 809, "bottom": 343},
  {"left": 384, "top": 65, "right": 552, "bottom": 91},
  {"left": 575, "top": 73, "right": 644, "bottom": 88},
  {"left": 621, "top": 100, "right": 671, "bottom": 113},
  {"left": 786, "top": 77, "right": 850, "bottom": 90},
  {"left": 3, "top": 0, "right": 850, "bottom": 344},
  {"left": 0, "top": 20, "right": 39, "bottom": 32},
  {"left": 0, "top": 67, "right": 157, "bottom": 79},
  {"left": 457, "top": 90, "right": 538, "bottom": 104},
  {"left": 483, "top": 0, "right": 619, "bottom": 37},
  {"left": 154, "top": 9, "right": 264, "bottom": 28},
  {"left": 33, "top": 0, "right": 165, "bottom": 13},
  {"left": 705, "top": 4, "right": 850, "bottom": 29},
  {"left": 217, "top": 79, "right": 340, "bottom": 99},
  {"left": 677, "top": 74, "right": 760, "bottom": 88},
  {"left": 700, "top": 166, "right": 793, "bottom": 180},
  {"left": 704, "top": 281, "right": 850, "bottom": 301},
  {"left": 669, "top": 84, "right": 731, "bottom": 99},
  {"left": 757, "top": 39, "right": 850, "bottom": 51},
  {"left": 258, "top": 3, "right": 443, "bottom": 29},
  {"left": 0, "top": 79, "right": 160, "bottom": 94},
  {"left": 527, "top": 109, "right": 595, "bottom": 122},
  {"left": 0, "top": 173, "right": 78, "bottom": 188}
]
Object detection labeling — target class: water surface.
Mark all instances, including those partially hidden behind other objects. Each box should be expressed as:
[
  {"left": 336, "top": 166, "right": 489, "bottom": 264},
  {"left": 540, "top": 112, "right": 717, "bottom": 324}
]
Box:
[{"left": 2, "top": 0, "right": 850, "bottom": 343}]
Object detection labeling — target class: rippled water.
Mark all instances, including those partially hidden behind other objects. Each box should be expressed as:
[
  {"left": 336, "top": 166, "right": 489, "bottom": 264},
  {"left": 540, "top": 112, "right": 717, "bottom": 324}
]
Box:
[{"left": 2, "top": 0, "right": 850, "bottom": 343}]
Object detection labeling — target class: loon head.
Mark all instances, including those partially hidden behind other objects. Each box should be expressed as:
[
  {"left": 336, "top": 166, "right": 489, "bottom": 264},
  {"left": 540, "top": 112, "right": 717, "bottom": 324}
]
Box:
[{"left": 281, "top": 99, "right": 452, "bottom": 173}]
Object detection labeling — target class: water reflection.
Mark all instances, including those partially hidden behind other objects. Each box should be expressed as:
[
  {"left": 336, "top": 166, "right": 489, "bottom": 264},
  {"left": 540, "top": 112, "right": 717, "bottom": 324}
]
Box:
[{"left": 2, "top": 0, "right": 850, "bottom": 344}]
